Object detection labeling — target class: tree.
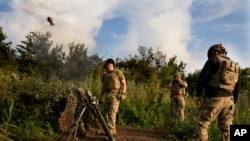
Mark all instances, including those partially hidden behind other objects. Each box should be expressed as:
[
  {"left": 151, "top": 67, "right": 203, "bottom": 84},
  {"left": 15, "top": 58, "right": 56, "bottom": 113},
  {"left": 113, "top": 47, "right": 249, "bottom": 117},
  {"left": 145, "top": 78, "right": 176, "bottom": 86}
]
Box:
[
  {"left": 89, "top": 53, "right": 104, "bottom": 79},
  {"left": 240, "top": 68, "right": 250, "bottom": 92},
  {"left": 49, "top": 45, "right": 65, "bottom": 77},
  {"left": 185, "top": 70, "right": 200, "bottom": 96},
  {"left": 62, "top": 43, "right": 96, "bottom": 80},
  {"left": 119, "top": 46, "right": 186, "bottom": 85},
  {"left": 16, "top": 31, "right": 65, "bottom": 78},
  {"left": 0, "top": 27, "right": 16, "bottom": 69},
  {"left": 158, "top": 55, "right": 186, "bottom": 87}
]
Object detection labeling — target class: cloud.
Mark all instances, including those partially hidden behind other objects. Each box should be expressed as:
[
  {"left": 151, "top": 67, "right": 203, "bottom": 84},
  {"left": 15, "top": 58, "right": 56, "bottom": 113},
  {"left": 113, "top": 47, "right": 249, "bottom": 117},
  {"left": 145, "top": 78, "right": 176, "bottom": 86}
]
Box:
[
  {"left": 0, "top": 0, "right": 118, "bottom": 52},
  {"left": 1, "top": 0, "right": 194, "bottom": 68},
  {"left": 112, "top": 0, "right": 193, "bottom": 64},
  {"left": 191, "top": 0, "right": 247, "bottom": 22},
  {"left": 187, "top": 0, "right": 250, "bottom": 72},
  {"left": 0, "top": 0, "right": 248, "bottom": 73}
]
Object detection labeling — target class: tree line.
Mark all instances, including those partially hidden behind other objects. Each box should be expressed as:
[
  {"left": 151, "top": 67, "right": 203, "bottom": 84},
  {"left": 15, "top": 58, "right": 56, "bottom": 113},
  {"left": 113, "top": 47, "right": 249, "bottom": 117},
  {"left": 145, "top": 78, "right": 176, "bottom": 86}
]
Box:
[
  {"left": 1, "top": 26, "right": 249, "bottom": 96},
  {"left": 1, "top": 26, "right": 250, "bottom": 140}
]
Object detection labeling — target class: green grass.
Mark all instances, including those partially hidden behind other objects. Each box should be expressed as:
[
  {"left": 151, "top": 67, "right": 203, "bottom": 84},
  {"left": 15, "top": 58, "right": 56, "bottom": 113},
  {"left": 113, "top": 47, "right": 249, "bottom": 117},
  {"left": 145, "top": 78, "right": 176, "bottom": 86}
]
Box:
[{"left": 0, "top": 73, "right": 249, "bottom": 140}]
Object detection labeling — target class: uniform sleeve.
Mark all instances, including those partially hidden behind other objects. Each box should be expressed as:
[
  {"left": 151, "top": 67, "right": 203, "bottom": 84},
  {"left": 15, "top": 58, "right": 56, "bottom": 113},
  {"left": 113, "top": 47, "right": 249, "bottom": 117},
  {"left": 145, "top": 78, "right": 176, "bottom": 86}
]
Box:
[
  {"left": 196, "top": 60, "right": 211, "bottom": 97},
  {"left": 117, "top": 69, "right": 125, "bottom": 81},
  {"left": 233, "top": 71, "right": 241, "bottom": 104},
  {"left": 180, "top": 80, "right": 188, "bottom": 88}
]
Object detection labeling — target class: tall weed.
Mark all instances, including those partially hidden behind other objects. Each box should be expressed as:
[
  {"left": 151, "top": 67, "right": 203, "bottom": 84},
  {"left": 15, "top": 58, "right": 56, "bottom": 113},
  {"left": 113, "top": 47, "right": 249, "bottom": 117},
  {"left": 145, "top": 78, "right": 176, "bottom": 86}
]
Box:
[
  {"left": 0, "top": 71, "right": 249, "bottom": 140},
  {"left": 0, "top": 99, "right": 21, "bottom": 141},
  {"left": 234, "top": 90, "right": 250, "bottom": 124},
  {"left": 118, "top": 81, "right": 168, "bottom": 128}
]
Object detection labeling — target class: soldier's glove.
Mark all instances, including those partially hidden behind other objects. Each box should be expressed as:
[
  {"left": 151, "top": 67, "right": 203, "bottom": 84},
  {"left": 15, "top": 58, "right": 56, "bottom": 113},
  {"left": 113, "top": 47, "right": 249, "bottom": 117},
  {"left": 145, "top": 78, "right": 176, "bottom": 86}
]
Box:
[{"left": 119, "top": 93, "right": 126, "bottom": 101}]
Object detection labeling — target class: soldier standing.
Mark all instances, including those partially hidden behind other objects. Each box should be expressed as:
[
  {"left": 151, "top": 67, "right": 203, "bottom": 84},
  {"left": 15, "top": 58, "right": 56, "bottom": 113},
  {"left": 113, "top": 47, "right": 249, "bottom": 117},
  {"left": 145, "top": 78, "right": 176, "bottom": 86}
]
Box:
[
  {"left": 168, "top": 72, "right": 188, "bottom": 121},
  {"left": 195, "top": 44, "right": 241, "bottom": 141},
  {"left": 100, "top": 58, "right": 127, "bottom": 136}
]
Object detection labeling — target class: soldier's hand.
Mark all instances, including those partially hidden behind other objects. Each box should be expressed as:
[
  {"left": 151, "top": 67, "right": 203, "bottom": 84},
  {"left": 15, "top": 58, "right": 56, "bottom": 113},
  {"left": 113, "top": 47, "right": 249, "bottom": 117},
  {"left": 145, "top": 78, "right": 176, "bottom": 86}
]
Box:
[{"left": 119, "top": 93, "right": 126, "bottom": 101}]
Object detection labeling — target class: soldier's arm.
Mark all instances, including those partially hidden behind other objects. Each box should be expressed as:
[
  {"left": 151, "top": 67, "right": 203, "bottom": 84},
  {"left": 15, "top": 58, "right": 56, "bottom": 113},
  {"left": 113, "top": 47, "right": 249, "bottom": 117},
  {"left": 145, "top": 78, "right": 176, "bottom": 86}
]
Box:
[
  {"left": 196, "top": 60, "right": 211, "bottom": 97},
  {"left": 120, "top": 79, "right": 126, "bottom": 94},
  {"left": 118, "top": 70, "right": 127, "bottom": 94},
  {"left": 233, "top": 71, "right": 241, "bottom": 104}
]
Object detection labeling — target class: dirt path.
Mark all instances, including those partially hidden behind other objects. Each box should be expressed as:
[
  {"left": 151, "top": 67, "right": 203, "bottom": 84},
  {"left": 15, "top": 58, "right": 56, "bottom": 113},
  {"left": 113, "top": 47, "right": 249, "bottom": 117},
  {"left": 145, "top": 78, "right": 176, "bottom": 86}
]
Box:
[
  {"left": 76, "top": 126, "right": 167, "bottom": 141},
  {"left": 25, "top": 126, "right": 167, "bottom": 141}
]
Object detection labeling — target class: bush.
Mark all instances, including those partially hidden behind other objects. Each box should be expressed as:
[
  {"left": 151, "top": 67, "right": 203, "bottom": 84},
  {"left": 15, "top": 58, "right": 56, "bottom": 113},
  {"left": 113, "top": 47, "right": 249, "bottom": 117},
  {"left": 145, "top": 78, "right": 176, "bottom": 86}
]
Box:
[{"left": 0, "top": 71, "right": 249, "bottom": 140}]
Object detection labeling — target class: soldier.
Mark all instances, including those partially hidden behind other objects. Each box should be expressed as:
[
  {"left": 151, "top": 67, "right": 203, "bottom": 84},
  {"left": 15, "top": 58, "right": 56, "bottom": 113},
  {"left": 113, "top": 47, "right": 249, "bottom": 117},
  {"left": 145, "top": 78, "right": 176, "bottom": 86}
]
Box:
[
  {"left": 168, "top": 71, "right": 188, "bottom": 121},
  {"left": 195, "top": 44, "right": 241, "bottom": 141},
  {"left": 100, "top": 58, "right": 127, "bottom": 136}
]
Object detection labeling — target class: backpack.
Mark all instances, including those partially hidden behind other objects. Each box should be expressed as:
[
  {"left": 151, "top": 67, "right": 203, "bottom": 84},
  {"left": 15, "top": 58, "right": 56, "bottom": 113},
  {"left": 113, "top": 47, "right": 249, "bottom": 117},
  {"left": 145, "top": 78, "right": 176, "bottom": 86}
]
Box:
[{"left": 207, "top": 55, "right": 240, "bottom": 92}]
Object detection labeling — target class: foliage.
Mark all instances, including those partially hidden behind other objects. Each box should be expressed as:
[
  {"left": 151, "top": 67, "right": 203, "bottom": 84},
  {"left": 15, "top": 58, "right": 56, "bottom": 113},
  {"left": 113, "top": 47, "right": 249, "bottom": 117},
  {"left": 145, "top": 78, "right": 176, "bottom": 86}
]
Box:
[
  {"left": 0, "top": 27, "right": 249, "bottom": 140},
  {"left": 165, "top": 120, "right": 195, "bottom": 141},
  {"left": 118, "top": 81, "right": 168, "bottom": 128},
  {"left": 240, "top": 67, "right": 250, "bottom": 91},
  {"left": 233, "top": 90, "right": 250, "bottom": 124},
  {"left": 0, "top": 27, "right": 17, "bottom": 70},
  {"left": 185, "top": 70, "right": 200, "bottom": 96},
  {"left": 118, "top": 46, "right": 186, "bottom": 86},
  {"left": 0, "top": 98, "right": 22, "bottom": 141},
  {"left": 61, "top": 43, "right": 102, "bottom": 80}
]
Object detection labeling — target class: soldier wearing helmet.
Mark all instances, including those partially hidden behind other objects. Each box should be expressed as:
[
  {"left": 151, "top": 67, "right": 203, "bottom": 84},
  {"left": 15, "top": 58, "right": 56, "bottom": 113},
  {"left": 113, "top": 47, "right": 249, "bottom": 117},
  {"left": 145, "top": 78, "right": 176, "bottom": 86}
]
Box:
[
  {"left": 195, "top": 43, "right": 241, "bottom": 141},
  {"left": 207, "top": 44, "right": 227, "bottom": 62},
  {"left": 100, "top": 58, "right": 127, "bottom": 136},
  {"left": 168, "top": 71, "right": 188, "bottom": 121}
]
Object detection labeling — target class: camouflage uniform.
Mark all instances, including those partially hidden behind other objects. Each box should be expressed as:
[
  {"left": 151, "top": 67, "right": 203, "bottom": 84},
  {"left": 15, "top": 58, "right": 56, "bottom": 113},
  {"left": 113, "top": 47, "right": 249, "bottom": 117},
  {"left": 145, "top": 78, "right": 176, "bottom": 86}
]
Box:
[
  {"left": 196, "top": 96, "right": 235, "bottom": 141},
  {"left": 101, "top": 58, "right": 127, "bottom": 135},
  {"left": 195, "top": 44, "right": 241, "bottom": 141},
  {"left": 169, "top": 72, "right": 187, "bottom": 121}
]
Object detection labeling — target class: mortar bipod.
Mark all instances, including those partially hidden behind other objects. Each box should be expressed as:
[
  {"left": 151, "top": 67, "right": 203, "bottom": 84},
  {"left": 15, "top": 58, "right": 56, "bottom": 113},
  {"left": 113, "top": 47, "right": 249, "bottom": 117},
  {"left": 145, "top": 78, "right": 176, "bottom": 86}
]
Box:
[
  {"left": 58, "top": 89, "right": 114, "bottom": 141},
  {"left": 85, "top": 90, "right": 114, "bottom": 141}
]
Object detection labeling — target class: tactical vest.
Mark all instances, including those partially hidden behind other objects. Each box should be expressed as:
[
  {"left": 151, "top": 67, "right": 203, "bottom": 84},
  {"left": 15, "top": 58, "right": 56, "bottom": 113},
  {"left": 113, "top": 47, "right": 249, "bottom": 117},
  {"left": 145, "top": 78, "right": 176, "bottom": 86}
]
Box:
[
  {"left": 103, "top": 69, "right": 121, "bottom": 92},
  {"left": 207, "top": 55, "right": 240, "bottom": 92},
  {"left": 171, "top": 80, "right": 186, "bottom": 95}
]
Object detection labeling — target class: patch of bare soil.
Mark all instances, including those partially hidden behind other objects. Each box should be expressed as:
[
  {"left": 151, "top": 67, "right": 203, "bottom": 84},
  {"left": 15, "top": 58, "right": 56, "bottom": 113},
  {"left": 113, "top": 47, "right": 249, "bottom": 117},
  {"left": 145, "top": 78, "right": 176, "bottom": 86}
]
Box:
[
  {"left": 80, "top": 126, "right": 167, "bottom": 141},
  {"left": 25, "top": 126, "right": 167, "bottom": 141}
]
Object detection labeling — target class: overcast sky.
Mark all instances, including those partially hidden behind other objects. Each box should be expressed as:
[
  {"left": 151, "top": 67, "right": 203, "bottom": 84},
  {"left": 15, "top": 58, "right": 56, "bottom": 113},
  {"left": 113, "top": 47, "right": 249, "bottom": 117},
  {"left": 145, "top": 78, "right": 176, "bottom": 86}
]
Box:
[{"left": 0, "top": 0, "right": 249, "bottom": 73}]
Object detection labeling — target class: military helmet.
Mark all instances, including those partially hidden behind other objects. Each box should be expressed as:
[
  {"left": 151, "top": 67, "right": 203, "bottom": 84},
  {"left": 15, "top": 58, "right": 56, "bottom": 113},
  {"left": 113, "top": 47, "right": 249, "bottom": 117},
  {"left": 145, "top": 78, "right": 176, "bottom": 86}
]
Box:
[
  {"left": 207, "top": 44, "right": 227, "bottom": 59},
  {"left": 174, "top": 72, "right": 181, "bottom": 78},
  {"left": 105, "top": 58, "right": 115, "bottom": 67}
]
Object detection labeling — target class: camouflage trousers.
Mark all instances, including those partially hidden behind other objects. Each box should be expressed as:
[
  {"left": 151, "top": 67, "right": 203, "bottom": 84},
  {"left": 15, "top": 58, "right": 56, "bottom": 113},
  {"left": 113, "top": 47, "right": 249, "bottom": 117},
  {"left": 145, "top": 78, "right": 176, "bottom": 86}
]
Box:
[
  {"left": 170, "top": 95, "right": 185, "bottom": 121},
  {"left": 195, "top": 96, "right": 235, "bottom": 141},
  {"left": 104, "top": 92, "right": 120, "bottom": 133}
]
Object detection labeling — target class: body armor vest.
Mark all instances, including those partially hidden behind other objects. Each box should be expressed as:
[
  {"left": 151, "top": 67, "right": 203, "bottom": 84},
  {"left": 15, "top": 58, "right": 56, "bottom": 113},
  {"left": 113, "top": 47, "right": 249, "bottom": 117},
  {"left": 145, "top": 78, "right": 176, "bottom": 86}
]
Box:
[
  {"left": 171, "top": 80, "right": 186, "bottom": 95},
  {"left": 208, "top": 55, "right": 240, "bottom": 92},
  {"left": 103, "top": 69, "right": 121, "bottom": 91}
]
